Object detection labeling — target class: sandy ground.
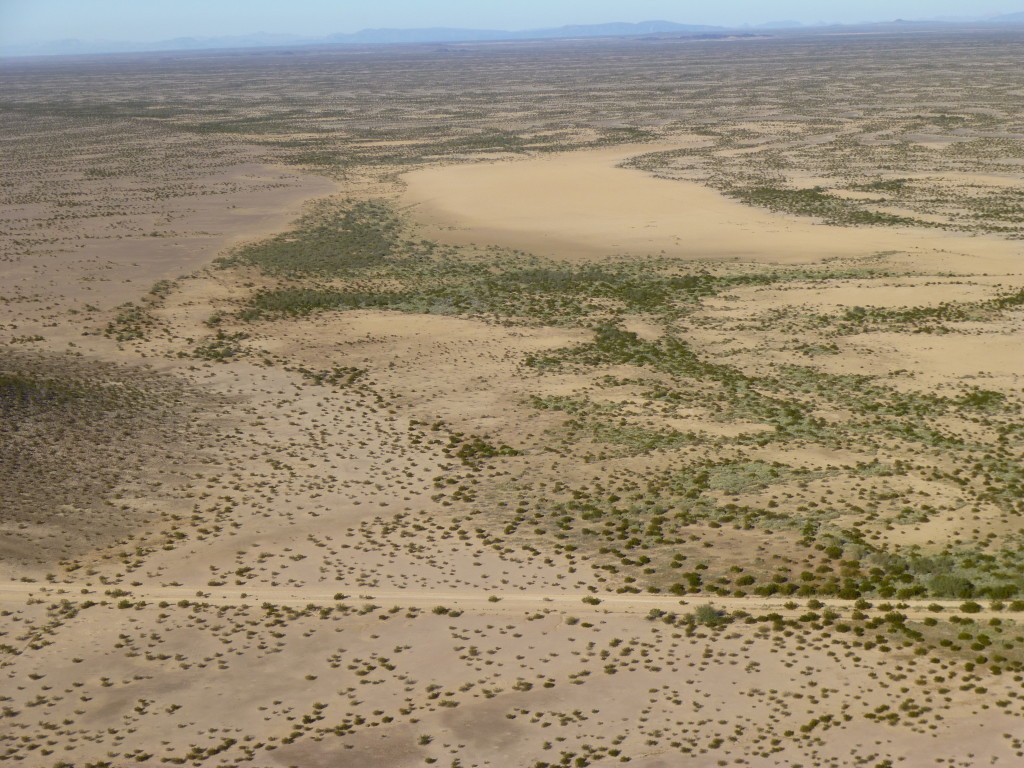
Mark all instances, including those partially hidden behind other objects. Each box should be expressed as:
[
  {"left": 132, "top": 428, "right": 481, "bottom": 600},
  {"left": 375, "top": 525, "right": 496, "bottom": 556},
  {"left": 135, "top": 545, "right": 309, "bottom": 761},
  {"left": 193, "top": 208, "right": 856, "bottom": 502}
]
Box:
[
  {"left": 0, "top": 163, "right": 339, "bottom": 332},
  {"left": 3, "top": 140, "right": 1024, "bottom": 768},
  {"left": 402, "top": 143, "right": 1024, "bottom": 274},
  {"left": 1, "top": 580, "right": 1015, "bottom": 624}
]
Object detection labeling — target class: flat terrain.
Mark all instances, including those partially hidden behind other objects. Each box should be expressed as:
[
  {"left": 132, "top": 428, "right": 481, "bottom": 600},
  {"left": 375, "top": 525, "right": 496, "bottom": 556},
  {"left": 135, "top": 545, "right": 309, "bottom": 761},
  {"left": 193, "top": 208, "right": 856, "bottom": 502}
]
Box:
[
  {"left": 3, "top": 29, "right": 1024, "bottom": 767},
  {"left": 404, "top": 142, "right": 1024, "bottom": 269}
]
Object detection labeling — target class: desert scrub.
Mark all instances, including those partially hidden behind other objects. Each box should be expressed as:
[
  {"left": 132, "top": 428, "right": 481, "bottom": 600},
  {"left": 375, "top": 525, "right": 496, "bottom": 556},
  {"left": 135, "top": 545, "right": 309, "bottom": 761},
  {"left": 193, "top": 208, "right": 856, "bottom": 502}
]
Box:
[
  {"left": 289, "top": 365, "right": 368, "bottom": 388},
  {"left": 525, "top": 325, "right": 735, "bottom": 380},
  {"left": 0, "top": 349, "right": 206, "bottom": 564},
  {"left": 726, "top": 184, "right": 937, "bottom": 228},
  {"left": 824, "top": 286, "right": 1024, "bottom": 335},
  {"left": 237, "top": 255, "right": 777, "bottom": 325},
  {"left": 228, "top": 198, "right": 918, "bottom": 327},
  {"left": 0, "top": 358, "right": 144, "bottom": 414},
  {"left": 104, "top": 302, "right": 159, "bottom": 342},
  {"left": 191, "top": 330, "right": 250, "bottom": 361},
  {"left": 442, "top": 433, "right": 520, "bottom": 469},
  {"left": 219, "top": 199, "right": 412, "bottom": 275},
  {"left": 524, "top": 325, "right": 828, "bottom": 439},
  {"left": 504, "top": 315, "right": 1024, "bottom": 600},
  {"left": 240, "top": 287, "right": 412, "bottom": 318}
]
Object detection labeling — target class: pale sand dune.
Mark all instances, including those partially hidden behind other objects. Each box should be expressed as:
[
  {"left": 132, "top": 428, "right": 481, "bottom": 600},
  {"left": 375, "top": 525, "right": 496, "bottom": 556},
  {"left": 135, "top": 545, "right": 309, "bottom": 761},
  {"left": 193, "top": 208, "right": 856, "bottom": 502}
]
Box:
[{"left": 403, "top": 144, "right": 1024, "bottom": 271}]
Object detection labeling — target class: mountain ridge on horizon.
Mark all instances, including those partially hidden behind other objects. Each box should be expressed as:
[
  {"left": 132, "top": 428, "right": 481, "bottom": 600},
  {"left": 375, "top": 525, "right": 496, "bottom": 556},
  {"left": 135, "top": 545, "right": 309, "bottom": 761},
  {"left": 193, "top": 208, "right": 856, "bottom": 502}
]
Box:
[{"left": 3, "top": 14, "right": 1024, "bottom": 58}]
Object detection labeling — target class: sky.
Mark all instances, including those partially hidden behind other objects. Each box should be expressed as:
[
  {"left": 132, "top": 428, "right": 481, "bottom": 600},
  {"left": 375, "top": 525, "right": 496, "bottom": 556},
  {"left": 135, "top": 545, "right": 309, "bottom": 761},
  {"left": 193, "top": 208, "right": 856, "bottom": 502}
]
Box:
[{"left": 2, "top": 0, "right": 1023, "bottom": 45}]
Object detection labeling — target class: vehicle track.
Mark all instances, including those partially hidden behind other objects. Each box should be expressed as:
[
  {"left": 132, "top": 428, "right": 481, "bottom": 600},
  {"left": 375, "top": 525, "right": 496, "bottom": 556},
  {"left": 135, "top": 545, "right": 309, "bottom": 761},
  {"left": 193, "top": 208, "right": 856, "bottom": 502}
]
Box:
[{"left": 0, "top": 581, "right": 1007, "bottom": 621}]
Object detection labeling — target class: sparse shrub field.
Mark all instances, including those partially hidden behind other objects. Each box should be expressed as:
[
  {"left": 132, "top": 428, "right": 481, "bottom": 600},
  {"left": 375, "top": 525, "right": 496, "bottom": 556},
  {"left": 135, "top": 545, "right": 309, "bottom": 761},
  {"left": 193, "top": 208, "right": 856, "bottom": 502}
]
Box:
[{"left": 3, "top": 26, "right": 1024, "bottom": 768}]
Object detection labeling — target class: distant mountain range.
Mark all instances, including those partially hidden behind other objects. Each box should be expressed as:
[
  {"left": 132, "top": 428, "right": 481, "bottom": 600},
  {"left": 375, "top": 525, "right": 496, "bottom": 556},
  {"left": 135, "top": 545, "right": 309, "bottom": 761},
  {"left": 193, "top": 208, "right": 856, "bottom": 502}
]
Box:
[
  {"left": 0, "top": 21, "right": 731, "bottom": 57},
  {"left": 325, "top": 20, "right": 726, "bottom": 45},
  {"left": 3, "top": 15, "right": 1024, "bottom": 58}
]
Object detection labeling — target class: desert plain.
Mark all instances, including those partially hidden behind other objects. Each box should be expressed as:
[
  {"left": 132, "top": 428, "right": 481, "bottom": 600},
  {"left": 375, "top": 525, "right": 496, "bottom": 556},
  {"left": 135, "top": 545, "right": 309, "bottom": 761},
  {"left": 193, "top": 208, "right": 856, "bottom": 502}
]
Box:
[{"left": 3, "top": 26, "right": 1024, "bottom": 767}]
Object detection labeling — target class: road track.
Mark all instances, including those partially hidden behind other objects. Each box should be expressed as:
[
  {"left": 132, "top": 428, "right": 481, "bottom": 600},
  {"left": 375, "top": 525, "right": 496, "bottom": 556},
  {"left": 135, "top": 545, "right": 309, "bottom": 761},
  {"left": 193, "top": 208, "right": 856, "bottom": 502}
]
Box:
[{"left": 0, "top": 581, "right": 1010, "bottom": 621}]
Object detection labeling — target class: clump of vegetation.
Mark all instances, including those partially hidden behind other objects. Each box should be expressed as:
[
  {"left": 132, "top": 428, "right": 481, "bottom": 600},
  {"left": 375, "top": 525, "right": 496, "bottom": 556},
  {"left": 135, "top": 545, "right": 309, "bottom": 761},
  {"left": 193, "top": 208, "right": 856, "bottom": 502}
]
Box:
[
  {"left": 219, "top": 199, "right": 408, "bottom": 275},
  {"left": 104, "top": 302, "right": 158, "bottom": 342},
  {"left": 191, "top": 330, "right": 250, "bottom": 361},
  {"left": 727, "top": 185, "right": 933, "bottom": 228}
]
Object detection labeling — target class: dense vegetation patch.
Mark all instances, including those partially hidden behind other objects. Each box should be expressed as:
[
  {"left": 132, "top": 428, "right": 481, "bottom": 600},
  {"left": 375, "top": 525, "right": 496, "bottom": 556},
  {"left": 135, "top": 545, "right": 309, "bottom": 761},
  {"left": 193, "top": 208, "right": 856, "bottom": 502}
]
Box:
[
  {"left": 728, "top": 185, "right": 935, "bottom": 228},
  {"left": 219, "top": 200, "right": 409, "bottom": 275}
]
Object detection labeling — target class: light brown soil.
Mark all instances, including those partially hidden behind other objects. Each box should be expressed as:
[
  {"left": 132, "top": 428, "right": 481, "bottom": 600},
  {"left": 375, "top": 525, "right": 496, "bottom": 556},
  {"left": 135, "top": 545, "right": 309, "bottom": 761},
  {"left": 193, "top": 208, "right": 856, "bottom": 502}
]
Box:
[{"left": 4, "top": 33, "right": 1024, "bottom": 768}]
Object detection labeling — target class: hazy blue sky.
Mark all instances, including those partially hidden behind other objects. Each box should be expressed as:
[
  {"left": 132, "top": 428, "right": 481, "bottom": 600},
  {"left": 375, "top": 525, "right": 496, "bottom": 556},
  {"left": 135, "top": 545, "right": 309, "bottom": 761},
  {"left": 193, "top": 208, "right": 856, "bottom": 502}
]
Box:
[{"left": 3, "top": 0, "right": 1024, "bottom": 44}]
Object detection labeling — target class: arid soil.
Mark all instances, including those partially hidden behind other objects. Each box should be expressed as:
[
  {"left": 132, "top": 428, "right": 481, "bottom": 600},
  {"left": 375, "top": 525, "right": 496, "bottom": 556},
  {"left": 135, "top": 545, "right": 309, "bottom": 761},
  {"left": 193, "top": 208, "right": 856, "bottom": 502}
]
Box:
[{"left": 3, "top": 31, "right": 1024, "bottom": 768}]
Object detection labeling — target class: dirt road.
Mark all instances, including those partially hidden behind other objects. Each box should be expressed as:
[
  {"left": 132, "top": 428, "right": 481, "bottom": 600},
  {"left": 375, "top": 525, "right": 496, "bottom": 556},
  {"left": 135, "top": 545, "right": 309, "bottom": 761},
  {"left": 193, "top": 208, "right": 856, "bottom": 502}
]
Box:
[{"left": 0, "top": 580, "right": 1006, "bottom": 621}]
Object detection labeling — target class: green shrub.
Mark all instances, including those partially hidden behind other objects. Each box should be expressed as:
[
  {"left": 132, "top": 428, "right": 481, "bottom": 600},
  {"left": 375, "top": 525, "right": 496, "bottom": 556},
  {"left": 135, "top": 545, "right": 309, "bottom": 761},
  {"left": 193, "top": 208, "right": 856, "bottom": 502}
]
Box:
[
  {"left": 929, "top": 574, "right": 975, "bottom": 599},
  {"left": 694, "top": 604, "right": 726, "bottom": 626}
]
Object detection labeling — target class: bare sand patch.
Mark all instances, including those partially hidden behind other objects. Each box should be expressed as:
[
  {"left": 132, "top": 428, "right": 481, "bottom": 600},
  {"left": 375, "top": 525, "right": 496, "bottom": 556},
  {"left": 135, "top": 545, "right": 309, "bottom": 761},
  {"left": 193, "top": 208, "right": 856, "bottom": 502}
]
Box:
[
  {"left": 402, "top": 144, "right": 1024, "bottom": 270},
  {"left": 254, "top": 308, "right": 592, "bottom": 443},
  {"left": 823, "top": 328, "right": 1024, "bottom": 388}
]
